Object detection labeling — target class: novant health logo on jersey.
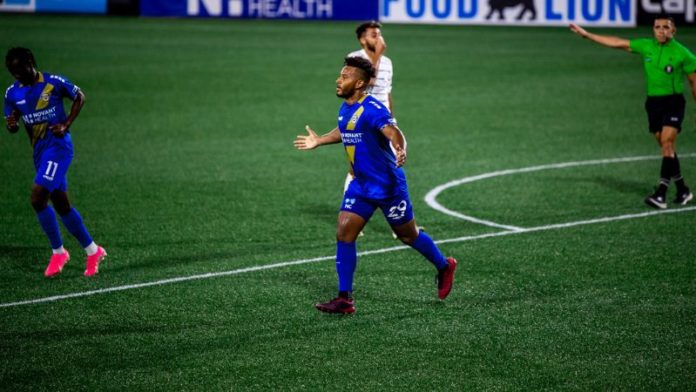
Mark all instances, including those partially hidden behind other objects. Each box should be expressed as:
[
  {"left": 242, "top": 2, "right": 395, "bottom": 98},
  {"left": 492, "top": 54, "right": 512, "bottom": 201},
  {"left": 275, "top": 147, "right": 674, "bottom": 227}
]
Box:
[{"left": 381, "top": 0, "right": 636, "bottom": 27}]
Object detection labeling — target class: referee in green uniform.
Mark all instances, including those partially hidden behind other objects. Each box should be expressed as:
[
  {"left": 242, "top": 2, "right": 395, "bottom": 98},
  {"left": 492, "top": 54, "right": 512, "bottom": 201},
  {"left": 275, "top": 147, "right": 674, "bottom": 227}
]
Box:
[{"left": 570, "top": 16, "right": 695, "bottom": 209}]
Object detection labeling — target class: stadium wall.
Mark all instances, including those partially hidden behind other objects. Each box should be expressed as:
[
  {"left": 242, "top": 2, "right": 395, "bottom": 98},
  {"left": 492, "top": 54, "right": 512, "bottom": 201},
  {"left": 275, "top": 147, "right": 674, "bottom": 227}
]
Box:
[{"left": 3, "top": 0, "right": 694, "bottom": 26}]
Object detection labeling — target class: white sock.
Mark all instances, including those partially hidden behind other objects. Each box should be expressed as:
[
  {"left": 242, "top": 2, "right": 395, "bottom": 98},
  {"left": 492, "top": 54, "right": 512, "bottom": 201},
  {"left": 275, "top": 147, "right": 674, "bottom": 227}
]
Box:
[
  {"left": 52, "top": 246, "right": 66, "bottom": 255},
  {"left": 85, "top": 242, "right": 98, "bottom": 256}
]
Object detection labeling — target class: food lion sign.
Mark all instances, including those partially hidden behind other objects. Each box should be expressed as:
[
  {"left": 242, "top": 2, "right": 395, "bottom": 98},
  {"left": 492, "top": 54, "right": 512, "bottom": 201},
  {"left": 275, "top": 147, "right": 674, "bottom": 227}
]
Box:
[{"left": 381, "top": 0, "right": 636, "bottom": 26}]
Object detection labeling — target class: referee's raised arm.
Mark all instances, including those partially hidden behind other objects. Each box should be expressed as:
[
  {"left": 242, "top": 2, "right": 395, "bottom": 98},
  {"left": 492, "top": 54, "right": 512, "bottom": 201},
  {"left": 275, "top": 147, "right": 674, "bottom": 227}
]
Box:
[{"left": 569, "top": 23, "right": 631, "bottom": 52}]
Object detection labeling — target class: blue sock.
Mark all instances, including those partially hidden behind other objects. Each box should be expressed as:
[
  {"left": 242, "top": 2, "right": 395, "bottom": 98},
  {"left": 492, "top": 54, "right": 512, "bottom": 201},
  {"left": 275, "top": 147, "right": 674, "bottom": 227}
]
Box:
[
  {"left": 410, "top": 231, "right": 448, "bottom": 270},
  {"left": 336, "top": 241, "right": 357, "bottom": 293},
  {"left": 60, "top": 208, "right": 93, "bottom": 248},
  {"left": 36, "top": 206, "right": 63, "bottom": 249}
]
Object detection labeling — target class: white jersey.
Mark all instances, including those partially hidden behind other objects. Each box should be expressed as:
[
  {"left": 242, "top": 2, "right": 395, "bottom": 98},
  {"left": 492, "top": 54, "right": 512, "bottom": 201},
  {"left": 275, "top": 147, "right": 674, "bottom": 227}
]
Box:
[{"left": 347, "top": 49, "right": 393, "bottom": 111}]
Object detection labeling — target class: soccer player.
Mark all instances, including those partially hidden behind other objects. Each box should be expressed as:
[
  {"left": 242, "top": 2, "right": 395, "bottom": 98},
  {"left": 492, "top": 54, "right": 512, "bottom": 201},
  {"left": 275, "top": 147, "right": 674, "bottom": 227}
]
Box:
[
  {"left": 4, "top": 47, "right": 106, "bottom": 277},
  {"left": 349, "top": 21, "right": 393, "bottom": 114},
  {"left": 294, "top": 57, "right": 457, "bottom": 314},
  {"left": 569, "top": 17, "right": 695, "bottom": 209},
  {"left": 346, "top": 21, "right": 411, "bottom": 237}
]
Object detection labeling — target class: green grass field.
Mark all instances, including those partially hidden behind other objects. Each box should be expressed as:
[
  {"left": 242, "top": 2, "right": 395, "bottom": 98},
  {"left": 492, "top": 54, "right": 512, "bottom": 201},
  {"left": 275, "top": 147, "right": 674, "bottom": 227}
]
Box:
[{"left": 1, "top": 14, "right": 695, "bottom": 390}]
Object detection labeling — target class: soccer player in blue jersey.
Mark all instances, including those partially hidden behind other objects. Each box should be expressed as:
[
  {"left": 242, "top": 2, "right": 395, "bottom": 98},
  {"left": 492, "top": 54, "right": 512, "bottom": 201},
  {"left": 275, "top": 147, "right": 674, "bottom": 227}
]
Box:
[
  {"left": 294, "top": 56, "right": 457, "bottom": 314},
  {"left": 4, "top": 47, "right": 106, "bottom": 277}
]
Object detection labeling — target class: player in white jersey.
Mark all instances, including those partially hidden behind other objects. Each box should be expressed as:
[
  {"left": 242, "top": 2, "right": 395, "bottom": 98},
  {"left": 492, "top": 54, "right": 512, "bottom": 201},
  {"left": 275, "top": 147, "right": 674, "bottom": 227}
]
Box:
[{"left": 348, "top": 21, "right": 393, "bottom": 113}]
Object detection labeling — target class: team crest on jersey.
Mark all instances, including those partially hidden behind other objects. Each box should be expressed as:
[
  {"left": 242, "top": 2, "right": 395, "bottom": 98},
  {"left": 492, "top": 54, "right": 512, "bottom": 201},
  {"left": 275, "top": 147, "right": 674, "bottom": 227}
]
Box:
[
  {"left": 349, "top": 112, "right": 361, "bottom": 127},
  {"left": 40, "top": 92, "right": 50, "bottom": 102},
  {"left": 665, "top": 65, "right": 674, "bottom": 74}
]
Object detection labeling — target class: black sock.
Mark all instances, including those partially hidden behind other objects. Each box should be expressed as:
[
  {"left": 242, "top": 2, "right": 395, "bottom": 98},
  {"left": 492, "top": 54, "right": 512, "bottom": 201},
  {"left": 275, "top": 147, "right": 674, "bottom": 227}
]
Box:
[
  {"left": 338, "top": 291, "right": 352, "bottom": 299},
  {"left": 657, "top": 157, "right": 674, "bottom": 196},
  {"left": 673, "top": 154, "right": 688, "bottom": 193}
]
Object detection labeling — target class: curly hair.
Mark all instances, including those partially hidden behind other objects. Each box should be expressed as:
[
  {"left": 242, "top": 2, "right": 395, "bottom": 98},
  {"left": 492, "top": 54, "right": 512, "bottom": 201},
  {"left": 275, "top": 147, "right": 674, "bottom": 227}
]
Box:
[
  {"left": 344, "top": 56, "right": 375, "bottom": 83},
  {"left": 5, "top": 47, "right": 36, "bottom": 70}
]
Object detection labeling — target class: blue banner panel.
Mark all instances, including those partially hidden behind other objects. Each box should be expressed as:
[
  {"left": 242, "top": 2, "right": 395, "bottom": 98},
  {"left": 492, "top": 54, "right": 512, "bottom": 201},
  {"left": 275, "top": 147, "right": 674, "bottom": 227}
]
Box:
[
  {"left": 141, "top": 0, "right": 378, "bottom": 20},
  {"left": 37, "top": 0, "right": 107, "bottom": 13}
]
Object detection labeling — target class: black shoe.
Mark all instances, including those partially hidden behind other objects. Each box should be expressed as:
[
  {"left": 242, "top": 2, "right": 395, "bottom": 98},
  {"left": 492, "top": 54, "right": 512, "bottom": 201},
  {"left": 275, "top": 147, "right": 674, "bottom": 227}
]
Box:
[
  {"left": 645, "top": 192, "right": 667, "bottom": 209},
  {"left": 674, "top": 189, "right": 694, "bottom": 206}
]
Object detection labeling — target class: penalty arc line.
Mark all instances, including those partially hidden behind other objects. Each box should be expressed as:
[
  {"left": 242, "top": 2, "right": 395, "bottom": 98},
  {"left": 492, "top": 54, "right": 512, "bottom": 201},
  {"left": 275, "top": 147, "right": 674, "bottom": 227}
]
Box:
[
  {"left": 424, "top": 153, "right": 696, "bottom": 231},
  {"left": 1, "top": 206, "right": 695, "bottom": 309}
]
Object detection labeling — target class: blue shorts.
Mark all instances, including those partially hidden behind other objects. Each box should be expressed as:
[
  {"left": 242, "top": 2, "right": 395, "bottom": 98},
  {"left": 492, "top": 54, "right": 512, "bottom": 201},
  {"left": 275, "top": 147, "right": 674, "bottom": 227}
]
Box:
[
  {"left": 341, "top": 186, "right": 414, "bottom": 226},
  {"left": 33, "top": 147, "right": 73, "bottom": 192}
]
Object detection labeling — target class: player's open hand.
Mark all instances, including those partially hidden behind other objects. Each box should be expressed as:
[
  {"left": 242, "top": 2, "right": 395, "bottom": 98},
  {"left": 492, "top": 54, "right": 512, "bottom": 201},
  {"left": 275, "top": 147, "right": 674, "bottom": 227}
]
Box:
[
  {"left": 294, "top": 125, "right": 319, "bottom": 150},
  {"left": 49, "top": 123, "right": 68, "bottom": 137},
  {"left": 5, "top": 112, "right": 19, "bottom": 133},
  {"left": 569, "top": 23, "right": 588, "bottom": 38},
  {"left": 394, "top": 145, "right": 406, "bottom": 167}
]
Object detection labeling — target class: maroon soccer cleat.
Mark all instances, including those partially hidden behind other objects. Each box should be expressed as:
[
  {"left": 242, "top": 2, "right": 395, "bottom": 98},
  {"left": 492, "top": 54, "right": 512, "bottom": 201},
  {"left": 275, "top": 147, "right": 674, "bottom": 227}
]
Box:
[
  {"left": 315, "top": 296, "right": 356, "bottom": 314},
  {"left": 437, "top": 257, "right": 457, "bottom": 300}
]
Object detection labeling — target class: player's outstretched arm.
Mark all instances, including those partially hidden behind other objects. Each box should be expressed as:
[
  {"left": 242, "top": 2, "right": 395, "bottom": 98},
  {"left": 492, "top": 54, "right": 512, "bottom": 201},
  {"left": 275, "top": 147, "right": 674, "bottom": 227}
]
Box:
[
  {"left": 569, "top": 23, "right": 631, "bottom": 51},
  {"left": 294, "top": 125, "right": 342, "bottom": 150}
]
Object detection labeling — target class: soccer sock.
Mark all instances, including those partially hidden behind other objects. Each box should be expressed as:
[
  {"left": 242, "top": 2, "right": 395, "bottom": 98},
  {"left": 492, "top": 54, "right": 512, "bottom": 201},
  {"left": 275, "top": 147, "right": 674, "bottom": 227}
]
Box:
[
  {"left": 59, "top": 208, "right": 94, "bottom": 248},
  {"left": 336, "top": 241, "right": 357, "bottom": 294},
  {"left": 410, "top": 231, "right": 448, "bottom": 270},
  {"left": 36, "top": 206, "right": 63, "bottom": 250},
  {"left": 657, "top": 157, "right": 673, "bottom": 196},
  {"left": 673, "top": 154, "right": 687, "bottom": 193},
  {"left": 85, "top": 242, "right": 98, "bottom": 256}
]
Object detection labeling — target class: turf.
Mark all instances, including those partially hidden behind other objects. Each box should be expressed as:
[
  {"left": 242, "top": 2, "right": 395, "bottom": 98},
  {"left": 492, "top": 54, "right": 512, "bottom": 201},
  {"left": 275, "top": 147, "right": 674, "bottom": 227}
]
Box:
[{"left": 1, "top": 14, "right": 695, "bottom": 390}]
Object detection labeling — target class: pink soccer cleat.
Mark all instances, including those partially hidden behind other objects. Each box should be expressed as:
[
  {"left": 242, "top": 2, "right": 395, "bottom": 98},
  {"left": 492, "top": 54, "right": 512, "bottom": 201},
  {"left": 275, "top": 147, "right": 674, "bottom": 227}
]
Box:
[
  {"left": 84, "top": 246, "right": 107, "bottom": 277},
  {"left": 44, "top": 251, "right": 70, "bottom": 278}
]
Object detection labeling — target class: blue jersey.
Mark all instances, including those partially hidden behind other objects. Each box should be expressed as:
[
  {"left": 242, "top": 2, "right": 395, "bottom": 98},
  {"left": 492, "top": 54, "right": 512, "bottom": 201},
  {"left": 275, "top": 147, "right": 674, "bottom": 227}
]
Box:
[
  {"left": 338, "top": 94, "right": 405, "bottom": 199},
  {"left": 4, "top": 71, "right": 78, "bottom": 157}
]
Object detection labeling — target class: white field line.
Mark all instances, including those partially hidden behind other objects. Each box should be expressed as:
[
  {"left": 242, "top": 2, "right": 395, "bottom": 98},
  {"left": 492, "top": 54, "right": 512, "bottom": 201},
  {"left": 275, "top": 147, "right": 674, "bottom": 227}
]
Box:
[
  {"left": 2, "top": 155, "right": 695, "bottom": 309},
  {"left": 424, "top": 153, "right": 696, "bottom": 230}
]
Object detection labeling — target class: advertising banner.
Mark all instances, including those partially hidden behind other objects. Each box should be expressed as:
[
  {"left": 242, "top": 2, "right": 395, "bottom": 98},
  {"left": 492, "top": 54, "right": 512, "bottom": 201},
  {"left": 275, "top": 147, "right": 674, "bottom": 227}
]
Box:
[
  {"left": 141, "top": 0, "right": 378, "bottom": 20},
  {"left": 637, "top": 0, "right": 696, "bottom": 25},
  {"left": 0, "top": 0, "right": 106, "bottom": 13},
  {"left": 0, "top": 0, "right": 35, "bottom": 12},
  {"left": 381, "top": 0, "right": 636, "bottom": 27}
]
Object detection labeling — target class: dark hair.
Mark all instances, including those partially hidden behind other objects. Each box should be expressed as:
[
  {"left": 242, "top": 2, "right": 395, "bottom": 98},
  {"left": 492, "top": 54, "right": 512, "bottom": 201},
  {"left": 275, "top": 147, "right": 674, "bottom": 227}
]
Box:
[
  {"left": 355, "top": 20, "right": 382, "bottom": 40},
  {"left": 344, "top": 56, "right": 375, "bottom": 83},
  {"left": 654, "top": 14, "right": 675, "bottom": 24},
  {"left": 5, "top": 47, "right": 36, "bottom": 70}
]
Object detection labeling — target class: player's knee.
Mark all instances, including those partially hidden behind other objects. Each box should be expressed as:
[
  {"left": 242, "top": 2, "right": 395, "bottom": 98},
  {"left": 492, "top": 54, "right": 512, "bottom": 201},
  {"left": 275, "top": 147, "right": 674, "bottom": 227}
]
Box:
[
  {"left": 53, "top": 204, "right": 71, "bottom": 216},
  {"left": 30, "top": 194, "right": 48, "bottom": 211},
  {"left": 661, "top": 142, "right": 675, "bottom": 156}
]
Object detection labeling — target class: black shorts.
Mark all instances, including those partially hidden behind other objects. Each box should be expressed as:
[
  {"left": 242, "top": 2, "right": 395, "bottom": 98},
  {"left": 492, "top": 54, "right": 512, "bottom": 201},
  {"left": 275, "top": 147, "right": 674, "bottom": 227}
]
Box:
[{"left": 644, "top": 94, "right": 685, "bottom": 133}]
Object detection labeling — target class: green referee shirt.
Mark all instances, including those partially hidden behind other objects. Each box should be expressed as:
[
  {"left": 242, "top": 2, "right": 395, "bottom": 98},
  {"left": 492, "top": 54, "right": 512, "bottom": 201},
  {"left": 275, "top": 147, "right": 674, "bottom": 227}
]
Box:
[{"left": 630, "top": 38, "right": 696, "bottom": 97}]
